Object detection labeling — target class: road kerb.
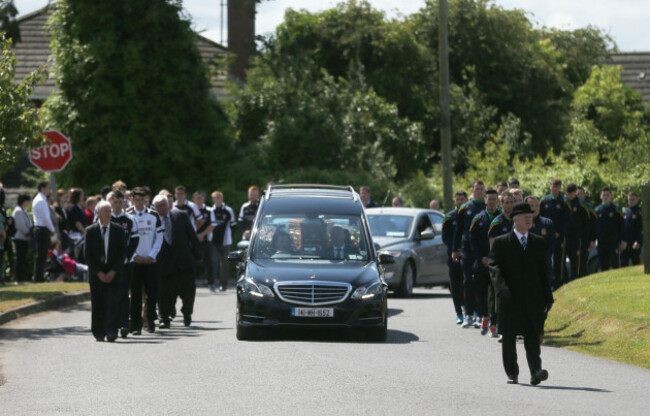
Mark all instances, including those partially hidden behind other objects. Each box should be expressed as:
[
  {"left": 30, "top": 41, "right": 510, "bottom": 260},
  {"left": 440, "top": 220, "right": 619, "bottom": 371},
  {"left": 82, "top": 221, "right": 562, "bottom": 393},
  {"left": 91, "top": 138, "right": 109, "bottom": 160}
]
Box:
[{"left": 0, "top": 290, "right": 91, "bottom": 326}]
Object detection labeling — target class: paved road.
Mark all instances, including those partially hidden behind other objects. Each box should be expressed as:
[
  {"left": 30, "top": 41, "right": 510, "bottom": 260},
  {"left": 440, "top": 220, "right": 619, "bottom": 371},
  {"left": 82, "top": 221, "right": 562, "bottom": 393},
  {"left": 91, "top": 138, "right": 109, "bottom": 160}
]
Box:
[{"left": 1, "top": 287, "right": 649, "bottom": 415}]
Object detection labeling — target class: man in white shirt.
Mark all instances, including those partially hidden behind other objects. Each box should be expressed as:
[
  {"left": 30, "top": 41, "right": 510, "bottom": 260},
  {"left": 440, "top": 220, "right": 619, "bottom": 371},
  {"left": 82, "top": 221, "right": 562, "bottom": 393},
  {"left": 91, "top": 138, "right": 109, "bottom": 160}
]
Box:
[{"left": 32, "top": 181, "right": 55, "bottom": 282}]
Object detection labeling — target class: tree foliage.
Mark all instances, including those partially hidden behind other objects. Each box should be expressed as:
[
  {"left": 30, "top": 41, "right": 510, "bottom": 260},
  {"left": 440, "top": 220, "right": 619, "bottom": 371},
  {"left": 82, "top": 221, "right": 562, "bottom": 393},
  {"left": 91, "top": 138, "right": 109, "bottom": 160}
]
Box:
[
  {"left": 228, "top": 0, "right": 615, "bottom": 193},
  {"left": 0, "top": 34, "right": 45, "bottom": 173},
  {"left": 0, "top": 0, "right": 19, "bottom": 41},
  {"left": 42, "top": 0, "right": 229, "bottom": 191}
]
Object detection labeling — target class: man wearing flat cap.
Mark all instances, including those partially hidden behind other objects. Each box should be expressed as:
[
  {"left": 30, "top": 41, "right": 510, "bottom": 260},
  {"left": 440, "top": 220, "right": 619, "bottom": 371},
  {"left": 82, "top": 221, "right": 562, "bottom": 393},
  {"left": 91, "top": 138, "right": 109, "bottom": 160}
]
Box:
[{"left": 488, "top": 202, "right": 554, "bottom": 385}]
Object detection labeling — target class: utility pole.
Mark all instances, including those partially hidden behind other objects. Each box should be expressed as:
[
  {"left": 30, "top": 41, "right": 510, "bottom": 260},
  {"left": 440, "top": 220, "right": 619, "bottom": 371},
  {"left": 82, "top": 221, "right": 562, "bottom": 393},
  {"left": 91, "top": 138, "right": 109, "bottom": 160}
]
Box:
[
  {"left": 439, "top": 0, "right": 453, "bottom": 212},
  {"left": 220, "top": 0, "right": 226, "bottom": 45}
]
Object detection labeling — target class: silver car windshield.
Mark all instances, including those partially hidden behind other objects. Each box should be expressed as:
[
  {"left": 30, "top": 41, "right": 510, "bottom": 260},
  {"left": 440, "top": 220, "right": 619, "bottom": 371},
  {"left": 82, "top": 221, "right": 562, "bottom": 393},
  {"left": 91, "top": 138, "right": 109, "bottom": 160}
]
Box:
[
  {"left": 251, "top": 214, "right": 369, "bottom": 261},
  {"left": 367, "top": 215, "right": 413, "bottom": 238}
]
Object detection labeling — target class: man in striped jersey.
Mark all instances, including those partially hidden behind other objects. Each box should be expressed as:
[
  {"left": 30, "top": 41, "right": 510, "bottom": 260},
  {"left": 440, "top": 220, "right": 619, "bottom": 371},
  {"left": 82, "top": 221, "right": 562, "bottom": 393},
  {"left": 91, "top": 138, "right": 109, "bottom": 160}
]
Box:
[
  {"left": 209, "top": 191, "right": 237, "bottom": 292},
  {"left": 127, "top": 187, "right": 164, "bottom": 334}
]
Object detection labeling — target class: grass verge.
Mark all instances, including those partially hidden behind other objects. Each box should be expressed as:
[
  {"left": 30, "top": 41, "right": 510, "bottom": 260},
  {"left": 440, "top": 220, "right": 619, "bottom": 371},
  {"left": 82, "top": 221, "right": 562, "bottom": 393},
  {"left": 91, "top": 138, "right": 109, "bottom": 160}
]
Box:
[
  {"left": 0, "top": 282, "right": 89, "bottom": 314},
  {"left": 544, "top": 265, "right": 650, "bottom": 369}
]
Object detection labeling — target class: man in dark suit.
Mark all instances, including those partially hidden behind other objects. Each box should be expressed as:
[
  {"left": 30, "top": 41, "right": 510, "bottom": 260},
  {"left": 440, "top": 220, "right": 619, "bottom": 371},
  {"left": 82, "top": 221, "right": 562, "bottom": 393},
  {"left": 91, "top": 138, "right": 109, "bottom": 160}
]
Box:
[
  {"left": 321, "top": 226, "right": 359, "bottom": 259},
  {"left": 488, "top": 202, "right": 554, "bottom": 385},
  {"left": 153, "top": 195, "right": 201, "bottom": 328},
  {"left": 85, "top": 201, "right": 126, "bottom": 342}
]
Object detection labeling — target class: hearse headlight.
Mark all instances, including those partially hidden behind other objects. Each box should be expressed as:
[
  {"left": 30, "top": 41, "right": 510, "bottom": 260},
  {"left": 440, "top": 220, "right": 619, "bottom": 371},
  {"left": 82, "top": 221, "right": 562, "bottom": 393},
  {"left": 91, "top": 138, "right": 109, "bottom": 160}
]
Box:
[
  {"left": 243, "top": 277, "right": 275, "bottom": 298},
  {"left": 351, "top": 282, "right": 383, "bottom": 300}
]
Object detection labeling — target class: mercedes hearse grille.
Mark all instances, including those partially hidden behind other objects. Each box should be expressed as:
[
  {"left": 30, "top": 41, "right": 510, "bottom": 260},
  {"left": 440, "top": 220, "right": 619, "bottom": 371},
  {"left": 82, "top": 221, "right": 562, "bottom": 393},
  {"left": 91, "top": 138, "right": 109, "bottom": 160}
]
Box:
[{"left": 274, "top": 281, "right": 352, "bottom": 306}]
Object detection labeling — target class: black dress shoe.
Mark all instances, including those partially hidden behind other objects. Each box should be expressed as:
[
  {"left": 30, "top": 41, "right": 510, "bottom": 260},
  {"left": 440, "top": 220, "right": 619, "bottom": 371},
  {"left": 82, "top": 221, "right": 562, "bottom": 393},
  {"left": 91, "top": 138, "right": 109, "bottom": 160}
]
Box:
[
  {"left": 530, "top": 369, "right": 548, "bottom": 386},
  {"left": 106, "top": 334, "right": 117, "bottom": 342},
  {"left": 120, "top": 328, "right": 129, "bottom": 339},
  {"left": 146, "top": 324, "right": 156, "bottom": 333},
  {"left": 507, "top": 374, "right": 518, "bottom": 384},
  {"left": 159, "top": 321, "right": 170, "bottom": 329},
  {"left": 95, "top": 336, "right": 105, "bottom": 342},
  {"left": 183, "top": 315, "right": 192, "bottom": 327}
]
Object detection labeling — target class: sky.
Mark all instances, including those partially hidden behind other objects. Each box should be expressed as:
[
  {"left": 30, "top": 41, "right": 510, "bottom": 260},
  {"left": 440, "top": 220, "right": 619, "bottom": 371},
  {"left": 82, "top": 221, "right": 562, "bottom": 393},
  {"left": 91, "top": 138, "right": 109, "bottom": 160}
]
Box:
[{"left": 13, "top": 0, "right": 650, "bottom": 51}]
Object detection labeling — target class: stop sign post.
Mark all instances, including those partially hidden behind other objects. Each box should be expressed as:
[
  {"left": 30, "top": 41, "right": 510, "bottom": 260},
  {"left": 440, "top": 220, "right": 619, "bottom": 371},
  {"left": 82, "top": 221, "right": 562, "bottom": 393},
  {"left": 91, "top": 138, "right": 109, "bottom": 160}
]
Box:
[{"left": 29, "top": 130, "right": 73, "bottom": 192}]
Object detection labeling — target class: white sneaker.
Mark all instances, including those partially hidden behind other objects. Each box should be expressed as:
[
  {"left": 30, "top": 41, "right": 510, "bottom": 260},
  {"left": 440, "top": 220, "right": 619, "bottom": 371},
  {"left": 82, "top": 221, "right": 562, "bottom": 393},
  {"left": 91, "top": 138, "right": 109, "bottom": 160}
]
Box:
[
  {"left": 462, "top": 315, "right": 473, "bottom": 328},
  {"left": 473, "top": 314, "right": 481, "bottom": 328}
]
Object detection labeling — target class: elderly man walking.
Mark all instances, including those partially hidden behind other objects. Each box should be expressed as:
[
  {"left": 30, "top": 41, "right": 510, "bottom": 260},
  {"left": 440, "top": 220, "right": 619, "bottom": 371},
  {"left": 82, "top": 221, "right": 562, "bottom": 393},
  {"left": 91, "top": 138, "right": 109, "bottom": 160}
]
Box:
[
  {"left": 85, "top": 201, "right": 126, "bottom": 342},
  {"left": 488, "top": 202, "right": 554, "bottom": 385}
]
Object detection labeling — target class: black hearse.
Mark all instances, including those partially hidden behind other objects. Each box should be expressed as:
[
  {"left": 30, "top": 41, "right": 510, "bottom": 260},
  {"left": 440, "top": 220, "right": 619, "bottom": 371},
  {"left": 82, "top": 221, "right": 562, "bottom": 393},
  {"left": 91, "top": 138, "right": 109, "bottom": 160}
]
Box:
[{"left": 229, "top": 185, "right": 393, "bottom": 341}]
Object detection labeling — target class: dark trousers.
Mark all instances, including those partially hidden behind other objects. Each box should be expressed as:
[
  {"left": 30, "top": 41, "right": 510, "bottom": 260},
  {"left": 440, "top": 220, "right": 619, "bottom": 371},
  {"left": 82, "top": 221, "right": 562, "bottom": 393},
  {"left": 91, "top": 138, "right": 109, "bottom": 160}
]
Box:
[
  {"left": 598, "top": 245, "right": 619, "bottom": 271},
  {"left": 579, "top": 237, "right": 591, "bottom": 277},
  {"left": 90, "top": 275, "right": 120, "bottom": 340},
  {"left": 130, "top": 262, "right": 158, "bottom": 331},
  {"left": 501, "top": 333, "right": 542, "bottom": 377},
  {"left": 201, "top": 240, "right": 213, "bottom": 285},
  {"left": 620, "top": 246, "right": 641, "bottom": 267},
  {"left": 33, "top": 226, "right": 50, "bottom": 282},
  {"left": 14, "top": 239, "right": 29, "bottom": 282},
  {"left": 447, "top": 259, "right": 464, "bottom": 315},
  {"left": 211, "top": 244, "right": 231, "bottom": 289},
  {"left": 474, "top": 263, "right": 491, "bottom": 318},
  {"left": 551, "top": 236, "right": 564, "bottom": 289},
  {"left": 461, "top": 250, "right": 476, "bottom": 316},
  {"left": 565, "top": 237, "right": 581, "bottom": 282},
  {"left": 158, "top": 267, "right": 195, "bottom": 322},
  {"left": 3, "top": 237, "right": 14, "bottom": 280},
  {"left": 118, "top": 263, "right": 133, "bottom": 329}
]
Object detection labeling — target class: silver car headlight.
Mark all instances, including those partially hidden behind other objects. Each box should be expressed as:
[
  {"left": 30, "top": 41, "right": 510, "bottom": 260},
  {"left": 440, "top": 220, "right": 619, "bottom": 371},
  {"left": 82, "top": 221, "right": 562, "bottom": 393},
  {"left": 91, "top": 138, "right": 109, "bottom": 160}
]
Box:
[
  {"left": 351, "top": 282, "right": 383, "bottom": 300},
  {"left": 243, "top": 277, "right": 275, "bottom": 298}
]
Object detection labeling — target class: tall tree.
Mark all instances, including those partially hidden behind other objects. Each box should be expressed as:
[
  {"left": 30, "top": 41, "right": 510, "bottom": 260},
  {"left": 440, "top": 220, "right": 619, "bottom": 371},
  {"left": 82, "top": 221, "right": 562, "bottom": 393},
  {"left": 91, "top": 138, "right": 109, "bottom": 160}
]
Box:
[
  {"left": 43, "top": 0, "right": 228, "bottom": 191},
  {"left": 0, "top": 34, "right": 44, "bottom": 172}
]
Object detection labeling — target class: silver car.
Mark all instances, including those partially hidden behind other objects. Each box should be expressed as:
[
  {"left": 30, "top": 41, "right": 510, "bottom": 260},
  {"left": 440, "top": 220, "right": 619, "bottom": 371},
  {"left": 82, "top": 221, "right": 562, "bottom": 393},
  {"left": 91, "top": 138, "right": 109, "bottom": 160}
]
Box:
[{"left": 366, "top": 207, "right": 448, "bottom": 297}]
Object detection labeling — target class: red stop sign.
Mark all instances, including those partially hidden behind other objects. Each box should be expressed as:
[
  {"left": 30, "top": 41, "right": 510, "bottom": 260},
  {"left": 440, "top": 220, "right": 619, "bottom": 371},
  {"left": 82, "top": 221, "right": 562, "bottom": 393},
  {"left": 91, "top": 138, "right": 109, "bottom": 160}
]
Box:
[{"left": 29, "top": 130, "right": 73, "bottom": 172}]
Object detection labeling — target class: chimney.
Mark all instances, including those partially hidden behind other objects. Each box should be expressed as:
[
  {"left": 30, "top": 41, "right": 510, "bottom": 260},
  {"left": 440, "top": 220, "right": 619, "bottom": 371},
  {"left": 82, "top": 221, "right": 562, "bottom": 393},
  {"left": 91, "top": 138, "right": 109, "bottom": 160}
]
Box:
[{"left": 228, "top": 0, "right": 256, "bottom": 82}]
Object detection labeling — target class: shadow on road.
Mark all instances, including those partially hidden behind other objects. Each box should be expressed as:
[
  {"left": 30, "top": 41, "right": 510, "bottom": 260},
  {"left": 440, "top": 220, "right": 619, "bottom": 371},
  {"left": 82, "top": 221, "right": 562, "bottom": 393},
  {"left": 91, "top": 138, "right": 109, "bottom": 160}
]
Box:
[
  {"left": 387, "top": 308, "right": 403, "bottom": 318},
  {"left": 0, "top": 325, "right": 89, "bottom": 341},
  {"left": 531, "top": 385, "right": 613, "bottom": 393},
  {"left": 242, "top": 326, "right": 419, "bottom": 344},
  {"left": 388, "top": 291, "right": 451, "bottom": 300},
  {"left": 0, "top": 320, "right": 227, "bottom": 344}
]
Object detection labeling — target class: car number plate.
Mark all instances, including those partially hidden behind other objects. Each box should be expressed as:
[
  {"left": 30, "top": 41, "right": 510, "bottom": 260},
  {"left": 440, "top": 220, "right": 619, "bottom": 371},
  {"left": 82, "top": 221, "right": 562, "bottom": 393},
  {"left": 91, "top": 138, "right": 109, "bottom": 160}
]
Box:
[{"left": 291, "top": 308, "right": 334, "bottom": 318}]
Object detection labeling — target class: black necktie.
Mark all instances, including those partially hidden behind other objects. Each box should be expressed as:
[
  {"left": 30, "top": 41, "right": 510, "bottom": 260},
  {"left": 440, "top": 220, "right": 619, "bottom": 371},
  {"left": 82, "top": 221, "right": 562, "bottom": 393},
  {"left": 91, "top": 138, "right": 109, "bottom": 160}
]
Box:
[{"left": 102, "top": 227, "right": 107, "bottom": 238}]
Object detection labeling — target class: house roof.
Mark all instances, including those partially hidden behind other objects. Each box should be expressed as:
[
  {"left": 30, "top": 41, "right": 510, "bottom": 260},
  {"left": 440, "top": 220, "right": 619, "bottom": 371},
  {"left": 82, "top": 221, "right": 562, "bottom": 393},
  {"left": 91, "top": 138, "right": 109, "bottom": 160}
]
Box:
[
  {"left": 11, "top": 6, "right": 229, "bottom": 101},
  {"left": 608, "top": 52, "right": 650, "bottom": 102}
]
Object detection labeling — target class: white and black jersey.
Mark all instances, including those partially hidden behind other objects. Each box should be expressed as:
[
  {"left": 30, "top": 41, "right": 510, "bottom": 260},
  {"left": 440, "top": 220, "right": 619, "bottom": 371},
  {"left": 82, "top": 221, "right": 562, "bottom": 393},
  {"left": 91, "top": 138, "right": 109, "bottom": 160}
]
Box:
[
  {"left": 238, "top": 201, "right": 259, "bottom": 233},
  {"left": 126, "top": 206, "right": 164, "bottom": 262},
  {"left": 173, "top": 200, "right": 203, "bottom": 230},
  {"left": 196, "top": 203, "right": 212, "bottom": 241},
  {"left": 110, "top": 211, "right": 139, "bottom": 263},
  {"left": 210, "top": 204, "right": 237, "bottom": 246}
]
